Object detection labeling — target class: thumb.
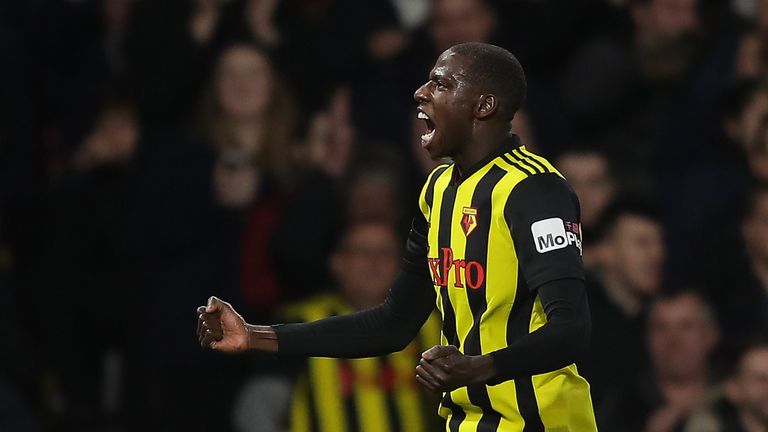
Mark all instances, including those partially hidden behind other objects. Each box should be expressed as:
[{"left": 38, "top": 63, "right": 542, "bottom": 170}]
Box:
[
  {"left": 206, "top": 296, "right": 226, "bottom": 313},
  {"left": 422, "top": 345, "right": 458, "bottom": 361}
]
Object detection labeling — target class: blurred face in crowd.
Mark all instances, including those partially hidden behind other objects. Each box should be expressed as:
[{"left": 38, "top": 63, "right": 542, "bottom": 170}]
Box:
[
  {"left": 346, "top": 175, "right": 400, "bottom": 227},
  {"left": 331, "top": 224, "right": 401, "bottom": 310},
  {"left": 602, "top": 214, "right": 664, "bottom": 296},
  {"left": 728, "top": 347, "right": 768, "bottom": 425},
  {"left": 631, "top": 0, "right": 699, "bottom": 43},
  {"left": 729, "top": 89, "right": 768, "bottom": 181},
  {"left": 743, "top": 191, "right": 768, "bottom": 265},
  {"left": 556, "top": 152, "right": 616, "bottom": 228},
  {"left": 215, "top": 45, "right": 274, "bottom": 122},
  {"left": 429, "top": 0, "right": 495, "bottom": 52},
  {"left": 648, "top": 293, "right": 719, "bottom": 381}
]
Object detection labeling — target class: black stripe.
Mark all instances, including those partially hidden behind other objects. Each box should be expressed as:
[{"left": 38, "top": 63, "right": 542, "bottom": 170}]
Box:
[
  {"left": 517, "top": 148, "right": 549, "bottom": 173},
  {"left": 436, "top": 173, "right": 466, "bottom": 427},
  {"left": 509, "top": 150, "right": 542, "bottom": 174},
  {"left": 500, "top": 154, "right": 533, "bottom": 176},
  {"left": 380, "top": 356, "right": 402, "bottom": 432},
  {"left": 442, "top": 394, "right": 466, "bottom": 432},
  {"left": 339, "top": 359, "right": 360, "bottom": 432},
  {"left": 507, "top": 270, "right": 544, "bottom": 431},
  {"left": 425, "top": 165, "right": 451, "bottom": 209},
  {"left": 462, "top": 166, "right": 506, "bottom": 431},
  {"left": 437, "top": 178, "right": 460, "bottom": 348}
]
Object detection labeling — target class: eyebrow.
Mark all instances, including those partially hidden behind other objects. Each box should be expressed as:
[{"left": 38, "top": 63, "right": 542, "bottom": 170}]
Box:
[{"left": 430, "top": 70, "right": 459, "bottom": 83}]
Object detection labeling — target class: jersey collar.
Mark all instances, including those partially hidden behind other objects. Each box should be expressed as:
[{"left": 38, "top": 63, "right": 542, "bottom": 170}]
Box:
[{"left": 451, "top": 134, "right": 522, "bottom": 184}]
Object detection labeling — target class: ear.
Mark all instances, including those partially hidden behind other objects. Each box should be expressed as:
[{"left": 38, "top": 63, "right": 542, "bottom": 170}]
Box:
[
  {"left": 475, "top": 94, "right": 498, "bottom": 120},
  {"left": 330, "top": 250, "right": 344, "bottom": 280}
]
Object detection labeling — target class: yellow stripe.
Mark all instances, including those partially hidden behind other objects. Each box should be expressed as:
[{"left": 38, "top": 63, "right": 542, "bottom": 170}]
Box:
[
  {"left": 495, "top": 154, "right": 532, "bottom": 179},
  {"left": 352, "top": 357, "right": 390, "bottom": 432},
  {"left": 390, "top": 347, "right": 424, "bottom": 432},
  {"left": 419, "top": 164, "right": 450, "bottom": 221},
  {"left": 518, "top": 146, "right": 564, "bottom": 178},
  {"left": 290, "top": 375, "right": 311, "bottom": 432},
  {"left": 304, "top": 304, "right": 347, "bottom": 432},
  {"left": 482, "top": 165, "right": 528, "bottom": 429}
]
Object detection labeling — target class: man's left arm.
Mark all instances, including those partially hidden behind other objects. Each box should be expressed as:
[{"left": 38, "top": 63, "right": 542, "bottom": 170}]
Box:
[{"left": 416, "top": 173, "right": 591, "bottom": 392}]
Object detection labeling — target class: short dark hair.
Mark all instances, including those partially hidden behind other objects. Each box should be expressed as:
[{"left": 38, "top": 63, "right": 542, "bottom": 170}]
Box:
[
  {"left": 593, "top": 196, "right": 661, "bottom": 242},
  {"left": 652, "top": 287, "right": 717, "bottom": 324},
  {"left": 448, "top": 42, "right": 527, "bottom": 121}
]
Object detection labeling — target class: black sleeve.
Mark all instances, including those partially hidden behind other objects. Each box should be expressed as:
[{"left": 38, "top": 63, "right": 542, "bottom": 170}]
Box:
[
  {"left": 487, "top": 277, "right": 591, "bottom": 384},
  {"left": 506, "top": 173, "right": 585, "bottom": 291},
  {"left": 272, "top": 215, "right": 435, "bottom": 358}
]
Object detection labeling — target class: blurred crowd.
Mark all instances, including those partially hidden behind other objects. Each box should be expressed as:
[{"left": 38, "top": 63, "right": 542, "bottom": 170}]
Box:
[{"left": 3, "top": 0, "right": 768, "bottom": 431}]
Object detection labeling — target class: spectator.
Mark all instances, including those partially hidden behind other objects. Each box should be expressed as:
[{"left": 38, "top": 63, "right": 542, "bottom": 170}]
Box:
[
  {"left": 199, "top": 40, "right": 300, "bottom": 316},
  {"left": 702, "top": 184, "right": 768, "bottom": 364},
  {"left": 232, "top": 222, "right": 441, "bottom": 432},
  {"left": 599, "top": 290, "right": 720, "bottom": 432},
  {"left": 685, "top": 338, "right": 768, "bottom": 432},
  {"left": 38, "top": 98, "right": 142, "bottom": 430},
  {"left": 579, "top": 199, "right": 664, "bottom": 404},
  {"left": 554, "top": 148, "right": 619, "bottom": 268}
]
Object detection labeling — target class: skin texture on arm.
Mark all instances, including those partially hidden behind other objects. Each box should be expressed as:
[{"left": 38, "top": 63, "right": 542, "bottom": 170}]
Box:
[{"left": 197, "top": 216, "right": 436, "bottom": 357}]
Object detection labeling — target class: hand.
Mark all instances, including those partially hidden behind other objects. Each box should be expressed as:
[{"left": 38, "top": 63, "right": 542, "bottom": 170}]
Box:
[
  {"left": 197, "top": 296, "right": 248, "bottom": 353},
  {"left": 415, "top": 345, "right": 496, "bottom": 393}
]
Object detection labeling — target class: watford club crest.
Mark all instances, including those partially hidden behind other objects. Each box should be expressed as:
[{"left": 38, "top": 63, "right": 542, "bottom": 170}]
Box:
[{"left": 461, "top": 207, "right": 478, "bottom": 237}]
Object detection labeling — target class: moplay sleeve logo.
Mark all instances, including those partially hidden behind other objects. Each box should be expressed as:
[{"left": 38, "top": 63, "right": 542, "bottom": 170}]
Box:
[{"left": 531, "top": 217, "right": 582, "bottom": 255}]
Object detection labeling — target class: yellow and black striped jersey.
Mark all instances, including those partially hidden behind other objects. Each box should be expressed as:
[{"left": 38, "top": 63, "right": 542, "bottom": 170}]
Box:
[
  {"left": 283, "top": 293, "right": 443, "bottom": 432},
  {"left": 418, "top": 139, "right": 597, "bottom": 431}
]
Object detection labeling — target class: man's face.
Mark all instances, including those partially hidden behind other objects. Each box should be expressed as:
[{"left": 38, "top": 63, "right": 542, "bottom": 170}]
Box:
[
  {"left": 413, "top": 50, "right": 478, "bottom": 159},
  {"left": 556, "top": 153, "right": 616, "bottom": 228},
  {"left": 430, "top": 0, "right": 495, "bottom": 52},
  {"left": 603, "top": 215, "right": 664, "bottom": 295},
  {"left": 331, "top": 225, "right": 400, "bottom": 309},
  {"left": 633, "top": 0, "right": 699, "bottom": 42},
  {"left": 732, "top": 348, "right": 768, "bottom": 424},
  {"left": 743, "top": 192, "right": 768, "bottom": 265},
  {"left": 648, "top": 294, "right": 718, "bottom": 380}
]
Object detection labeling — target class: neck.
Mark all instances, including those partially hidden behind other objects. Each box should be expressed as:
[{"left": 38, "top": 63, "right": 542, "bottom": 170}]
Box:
[
  {"left": 229, "top": 118, "right": 264, "bottom": 154},
  {"left": 452, "top": 127, "right": 510, "bottom": 174},
  {"left": 656, "top": 371, "right": 708, "bottom": 406},
  {"left": 602, "top": 273, "right": 644, "bottom": 317}
]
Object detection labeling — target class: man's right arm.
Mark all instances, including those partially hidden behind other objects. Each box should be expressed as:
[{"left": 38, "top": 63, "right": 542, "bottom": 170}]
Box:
[{"left": 198, "top": 216, "right": 436, "bottom": 358}]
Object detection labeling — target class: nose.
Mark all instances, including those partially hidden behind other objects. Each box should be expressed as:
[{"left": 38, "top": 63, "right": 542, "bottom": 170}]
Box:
[{"left": 413, "top": 82, "right": 430, "bottom": 104}]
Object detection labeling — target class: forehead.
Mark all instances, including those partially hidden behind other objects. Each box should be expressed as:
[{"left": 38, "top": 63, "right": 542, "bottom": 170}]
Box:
[
  {"left": 431, "top": 50, "right": 473, "bottom": 78},
  {"left": 650, "top": 295, "right": 703, "bottom": 321}
]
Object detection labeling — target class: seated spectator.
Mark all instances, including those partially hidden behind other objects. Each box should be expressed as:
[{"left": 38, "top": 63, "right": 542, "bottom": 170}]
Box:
[
  {"left": 685, "top": 338, "right": 768, "bottom": 432},
  {"left": 702, "top": 184, "right": 768, "bottom": 364},
  {"left": 599, "top": 290, "right": 720, "bottom": 432},
  {"left": 554, "top": 148, "right": 619, "bottom": 268},
  {"left": 232, "top": 222, "right": 441, "bottom": 432},
  {"left": 579, "top": 199, "right": 664, "bottom": 404}
]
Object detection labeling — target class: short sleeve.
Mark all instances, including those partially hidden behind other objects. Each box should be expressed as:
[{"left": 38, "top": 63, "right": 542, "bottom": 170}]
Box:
[{"left": 505, "top": 173, "right": 585, "bottom": 291}]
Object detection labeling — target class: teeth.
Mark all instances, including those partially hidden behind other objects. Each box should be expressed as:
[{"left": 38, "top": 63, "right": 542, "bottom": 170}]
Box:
[
  {"left": 421, "top": 129, "right": 435, "bottom": 141},
  {"left": 418, "top": 112, "right": 430, "bottom": 120}
]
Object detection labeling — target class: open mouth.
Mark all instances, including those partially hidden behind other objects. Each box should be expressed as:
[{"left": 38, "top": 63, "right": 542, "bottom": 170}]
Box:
[{"left": 418, "top": 111, "right": 436, "bottom": 145}]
